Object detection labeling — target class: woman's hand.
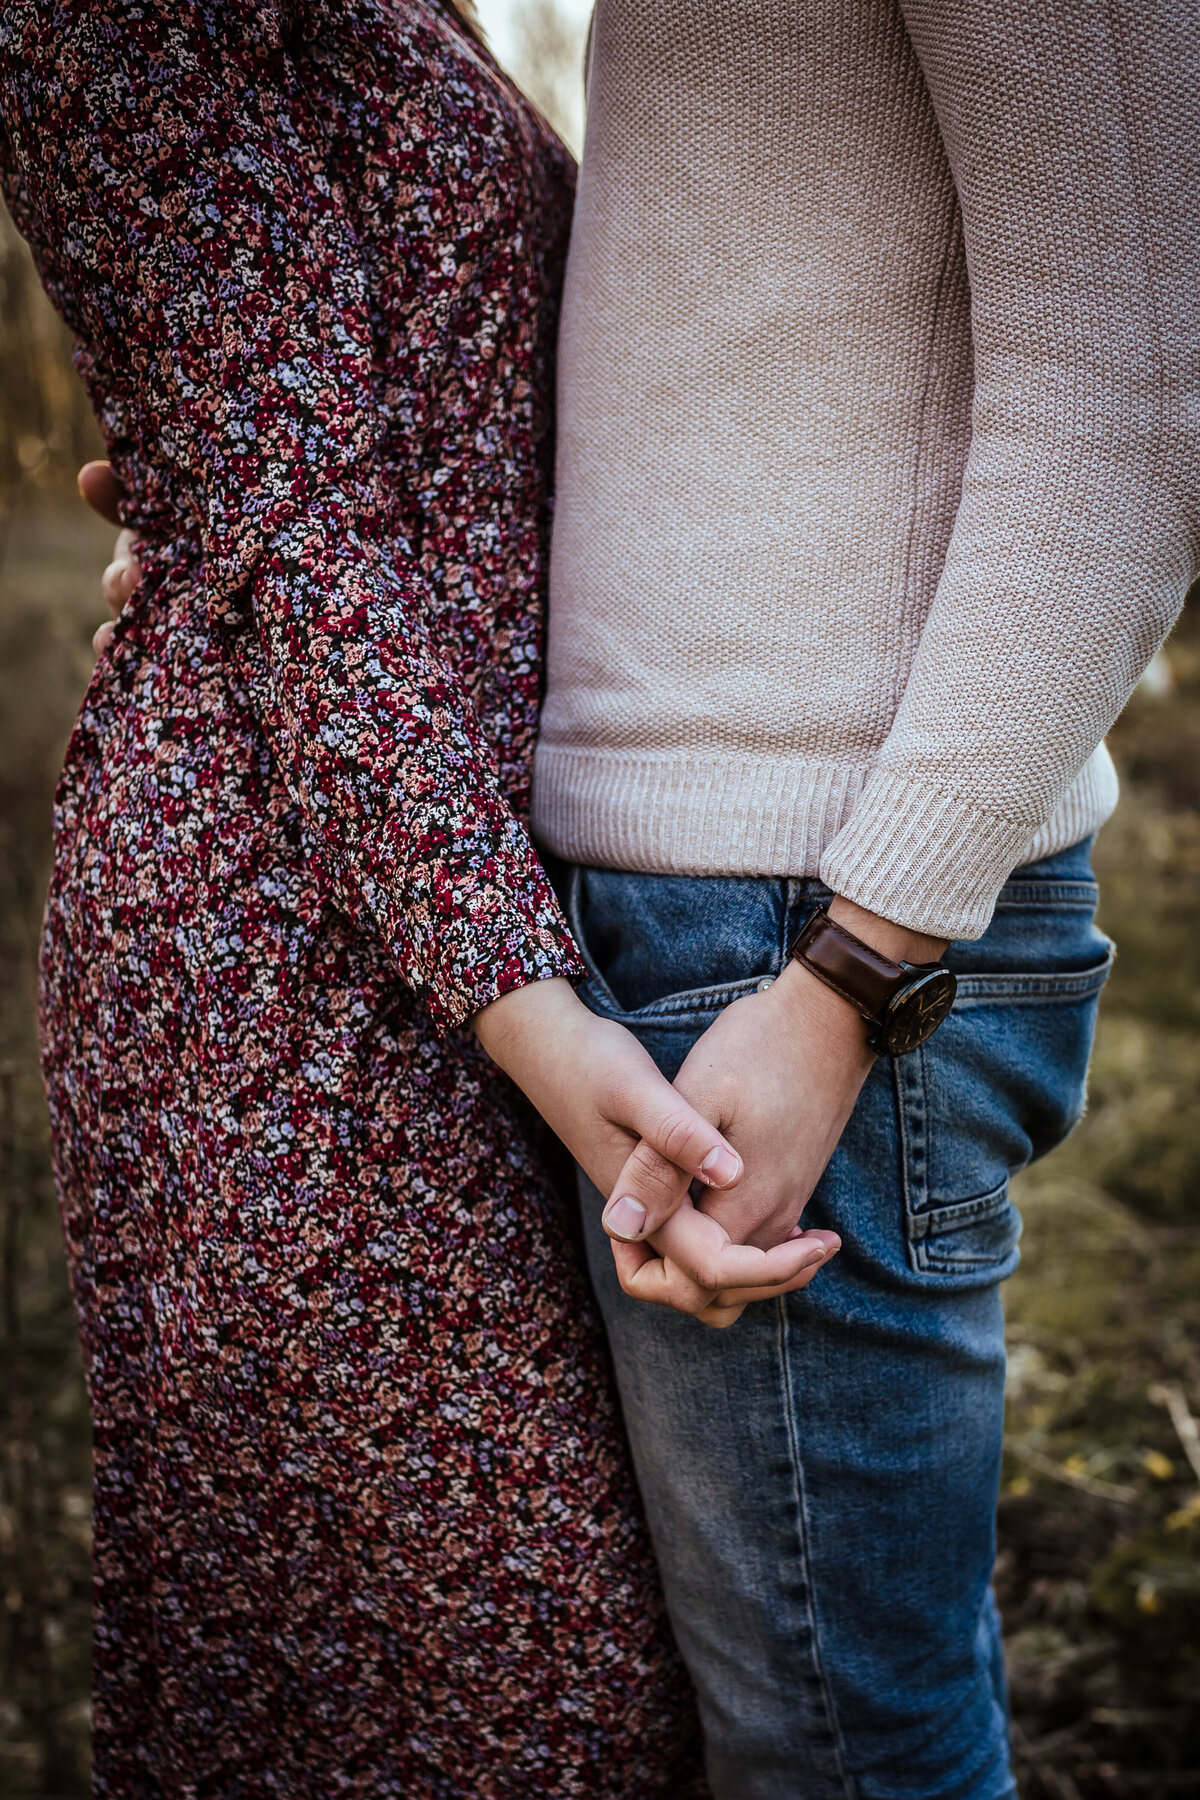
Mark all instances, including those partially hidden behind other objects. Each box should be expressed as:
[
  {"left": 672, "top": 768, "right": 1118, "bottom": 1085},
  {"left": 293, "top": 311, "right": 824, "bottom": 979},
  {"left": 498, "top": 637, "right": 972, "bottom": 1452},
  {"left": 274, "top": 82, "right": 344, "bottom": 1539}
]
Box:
[
  {"left": 473, "top": 977, "right": 837, "bottom": 1311},
  {"left": 78, "top": 460, "right": 141, "bottom": 654}
]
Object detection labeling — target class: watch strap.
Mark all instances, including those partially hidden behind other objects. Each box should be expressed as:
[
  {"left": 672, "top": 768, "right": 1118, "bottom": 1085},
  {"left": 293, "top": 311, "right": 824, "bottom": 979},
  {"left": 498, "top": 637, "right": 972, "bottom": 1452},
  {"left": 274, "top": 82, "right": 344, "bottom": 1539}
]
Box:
[{"left": 790, "top": 910, "right": 920, "bottom": 1022}]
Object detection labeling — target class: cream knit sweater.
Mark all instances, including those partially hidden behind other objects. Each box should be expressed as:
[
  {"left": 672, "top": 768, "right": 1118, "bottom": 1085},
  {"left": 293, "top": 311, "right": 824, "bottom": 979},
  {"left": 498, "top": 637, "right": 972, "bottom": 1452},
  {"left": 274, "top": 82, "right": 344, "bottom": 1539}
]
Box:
[{"left": 532, "top": 0, "right": 1200, "bottom": 939}]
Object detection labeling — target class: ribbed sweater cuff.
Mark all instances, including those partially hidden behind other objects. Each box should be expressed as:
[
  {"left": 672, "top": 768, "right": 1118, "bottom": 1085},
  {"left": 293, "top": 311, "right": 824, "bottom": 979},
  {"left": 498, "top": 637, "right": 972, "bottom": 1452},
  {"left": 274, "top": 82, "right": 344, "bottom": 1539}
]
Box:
[{"left": 818, "top": 768, "right": 1108, "bottom": 942}]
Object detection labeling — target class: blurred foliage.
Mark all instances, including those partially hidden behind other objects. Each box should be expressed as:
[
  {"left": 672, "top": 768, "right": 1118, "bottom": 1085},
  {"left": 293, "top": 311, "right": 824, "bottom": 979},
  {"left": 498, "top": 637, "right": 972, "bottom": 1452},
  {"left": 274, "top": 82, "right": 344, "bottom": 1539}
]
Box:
[
  {"left": 508, "top": 0, "right": 588, "bottom": 157},
  {"left": 0, "top": 503, "right": 106, "bottom": 1796},
  {"left": 0, "top": 514, "right": 105, "bottom": 1792},
  {"left": 1, "top": 48, "right": 1199, "bottom": 1797},
  {"left": 1001, "top": 606, "right": 1200, "bottom": 1799},
  {"left": 1, "top": 192, "right": 104, "bottom": 1797},
  {"left": 0, "top": 208, "right": 100, "bottom": 512}
]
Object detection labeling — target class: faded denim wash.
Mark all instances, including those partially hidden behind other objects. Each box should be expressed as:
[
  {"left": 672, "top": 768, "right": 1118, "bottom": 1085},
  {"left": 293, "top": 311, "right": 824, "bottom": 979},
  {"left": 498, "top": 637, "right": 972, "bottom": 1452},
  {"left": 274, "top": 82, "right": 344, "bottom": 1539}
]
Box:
[{"left": 567, "top": 840, "right": 1112, "bottom": 1800}]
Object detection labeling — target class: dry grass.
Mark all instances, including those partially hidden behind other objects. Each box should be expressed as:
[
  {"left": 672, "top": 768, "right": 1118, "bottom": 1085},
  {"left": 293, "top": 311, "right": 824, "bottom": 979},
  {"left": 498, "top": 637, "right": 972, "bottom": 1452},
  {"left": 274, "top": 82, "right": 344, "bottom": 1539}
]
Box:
[{"left": 999, "top": 615, "right": 1200, "bottom": 1798}]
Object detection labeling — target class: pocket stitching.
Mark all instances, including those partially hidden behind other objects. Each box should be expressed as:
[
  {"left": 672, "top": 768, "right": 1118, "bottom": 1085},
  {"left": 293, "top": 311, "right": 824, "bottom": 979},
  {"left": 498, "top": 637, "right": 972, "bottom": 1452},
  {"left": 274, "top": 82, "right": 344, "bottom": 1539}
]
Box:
[
  {"left": 914, "top": 1211, "right": 1022, "bottom": 1270},
  {"left": 895, "top": 1050, "right": 1023, "bottom": 1277},
  {"left": 567, "top": 867, "right": 771, "bottom": 1020},
  {"left": 907, "top": 1179, "right": 1011, "bottom": 1241},
  {"left": 993, "top": 881, "right": 1099, "bottom": 907},
  {"left": 952, "top": 947, "right": 1114, "bottom": 1006},
  {"left": 578, "top": 974, "right": 760, "bottom": 1023},
  {"left": 564, "top": 866, "right": 624, "bottom": 1014}
]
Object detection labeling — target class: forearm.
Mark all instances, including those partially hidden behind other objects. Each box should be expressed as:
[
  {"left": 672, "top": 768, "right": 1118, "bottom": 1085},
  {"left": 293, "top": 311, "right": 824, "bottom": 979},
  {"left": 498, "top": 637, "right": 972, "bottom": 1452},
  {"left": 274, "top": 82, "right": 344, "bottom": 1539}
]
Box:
[
  {"left": 821, "top": 0, "right": 1199, "bottom": 942},
  {"left": 241, "top": 501, "right": 583, "bottom": 1031},
  {"left": 825, "top": 895, "right": 947, "bottom": 966},
  {"left": 3, "top": 3, "right": 582, "bottom": 1031}
]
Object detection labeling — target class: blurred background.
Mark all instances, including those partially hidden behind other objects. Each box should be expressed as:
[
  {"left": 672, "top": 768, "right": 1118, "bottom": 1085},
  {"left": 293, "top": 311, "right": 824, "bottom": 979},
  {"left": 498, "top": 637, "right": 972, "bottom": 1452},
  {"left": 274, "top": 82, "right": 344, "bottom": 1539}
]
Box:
[{"left": 1, "top": 4, "right": 1198, "bottom": 1795}]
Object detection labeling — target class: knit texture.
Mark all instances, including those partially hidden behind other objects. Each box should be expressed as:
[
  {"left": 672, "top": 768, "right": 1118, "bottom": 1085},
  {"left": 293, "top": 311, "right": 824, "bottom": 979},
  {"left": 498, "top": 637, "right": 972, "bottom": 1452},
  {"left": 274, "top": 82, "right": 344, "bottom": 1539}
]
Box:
[{"left": 533, "top": 0, "right": 1200, "bottom": 939}]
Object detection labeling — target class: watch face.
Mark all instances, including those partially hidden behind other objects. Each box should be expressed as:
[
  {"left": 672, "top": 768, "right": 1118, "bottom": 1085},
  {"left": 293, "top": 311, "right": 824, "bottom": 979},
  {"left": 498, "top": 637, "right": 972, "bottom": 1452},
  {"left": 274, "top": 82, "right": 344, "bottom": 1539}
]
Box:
[{"left": 882, "top": 968, "right": 958, "bottom": 1055}]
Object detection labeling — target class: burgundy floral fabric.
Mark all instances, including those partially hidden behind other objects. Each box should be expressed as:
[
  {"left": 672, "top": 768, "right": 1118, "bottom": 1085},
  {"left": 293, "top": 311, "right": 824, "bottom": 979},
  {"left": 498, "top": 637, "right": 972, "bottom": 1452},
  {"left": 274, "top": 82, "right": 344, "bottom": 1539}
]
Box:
[{"left": 0, "top": 2, "right": 704, "bottom": 1793}]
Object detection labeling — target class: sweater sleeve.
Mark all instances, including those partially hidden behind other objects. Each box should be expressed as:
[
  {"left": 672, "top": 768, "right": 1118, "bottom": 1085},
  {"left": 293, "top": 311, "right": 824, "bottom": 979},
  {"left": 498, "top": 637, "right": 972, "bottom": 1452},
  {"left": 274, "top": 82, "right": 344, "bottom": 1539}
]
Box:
[
  {"left": 0, "top": 0, "right": 583, "bottom": 1031},
  {"left": 819, "top": 0, "right": 1200, "bottom": 940}
]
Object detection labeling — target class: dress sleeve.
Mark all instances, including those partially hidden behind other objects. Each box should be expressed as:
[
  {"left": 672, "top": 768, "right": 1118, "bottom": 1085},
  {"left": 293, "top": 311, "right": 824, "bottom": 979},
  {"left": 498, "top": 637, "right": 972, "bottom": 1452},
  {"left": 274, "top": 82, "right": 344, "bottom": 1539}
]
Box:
[
  {"left": 819, "top": 0, "right": 1200, "bottom": 940},
  {"left": 0, "top": 0, "right": 584, "bottom": 1032}
]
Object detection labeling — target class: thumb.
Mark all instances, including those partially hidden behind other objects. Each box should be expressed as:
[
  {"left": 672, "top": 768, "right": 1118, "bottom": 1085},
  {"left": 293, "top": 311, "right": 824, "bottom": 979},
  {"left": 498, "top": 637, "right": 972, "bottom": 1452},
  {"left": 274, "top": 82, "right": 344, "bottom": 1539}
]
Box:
[
  {"left": 602, "top": 1075, "right": 741, "bottom": 1244},
  {"left": 77, "top": 460, "right": 126, "bottom": 526}
]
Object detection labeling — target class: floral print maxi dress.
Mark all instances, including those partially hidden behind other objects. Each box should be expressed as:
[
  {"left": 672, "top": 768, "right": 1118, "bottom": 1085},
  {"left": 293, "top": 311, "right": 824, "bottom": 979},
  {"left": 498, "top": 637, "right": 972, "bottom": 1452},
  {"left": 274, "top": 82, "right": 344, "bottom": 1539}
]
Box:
[{"left": 0, "top": 2, "right": 704, "bottom": 1793}]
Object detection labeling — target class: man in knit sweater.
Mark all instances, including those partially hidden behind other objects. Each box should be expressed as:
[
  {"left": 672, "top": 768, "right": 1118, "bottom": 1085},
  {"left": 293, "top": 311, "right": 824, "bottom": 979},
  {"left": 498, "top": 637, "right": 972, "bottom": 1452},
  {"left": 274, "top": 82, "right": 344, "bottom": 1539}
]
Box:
[{"left": 531, "top": 0, "right": 1199, "bottom": 1793}]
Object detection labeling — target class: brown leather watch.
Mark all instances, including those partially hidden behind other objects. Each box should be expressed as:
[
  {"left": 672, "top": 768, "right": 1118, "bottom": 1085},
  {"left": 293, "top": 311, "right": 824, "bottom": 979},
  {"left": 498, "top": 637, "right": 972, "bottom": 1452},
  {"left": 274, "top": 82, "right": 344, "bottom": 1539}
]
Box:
[{"left": 789, "top": 909, "right": 957, "bottom": 1055}]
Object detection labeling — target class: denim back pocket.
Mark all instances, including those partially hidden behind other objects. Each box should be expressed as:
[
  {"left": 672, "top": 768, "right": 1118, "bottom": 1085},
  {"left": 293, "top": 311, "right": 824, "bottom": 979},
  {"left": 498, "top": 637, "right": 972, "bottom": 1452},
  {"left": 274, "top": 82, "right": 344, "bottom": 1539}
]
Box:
[{"left": 897, "top": 875, "right": 1113, "bottom": 1281}]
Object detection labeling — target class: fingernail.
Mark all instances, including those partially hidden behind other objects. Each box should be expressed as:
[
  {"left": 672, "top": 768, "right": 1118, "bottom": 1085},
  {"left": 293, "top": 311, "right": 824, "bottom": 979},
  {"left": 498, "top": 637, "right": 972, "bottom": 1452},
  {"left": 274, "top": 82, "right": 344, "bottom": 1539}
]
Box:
[
  {"left": 603, "top": 1195, "right": 647, "bottom": 1241},
  {"left": 803, "top": 1244, "right": 827, "bottom": 1266},
  {"left": 698, "top": 1145, "right": 741, "bottom": 1187}
]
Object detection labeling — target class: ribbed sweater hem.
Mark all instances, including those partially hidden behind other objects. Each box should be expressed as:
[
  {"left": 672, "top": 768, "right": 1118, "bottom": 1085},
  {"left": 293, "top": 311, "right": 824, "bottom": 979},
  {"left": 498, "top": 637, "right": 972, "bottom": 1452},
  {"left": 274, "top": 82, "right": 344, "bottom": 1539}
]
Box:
[{"left": 531, "top": 743, "right": 1118, "bottom": 940}]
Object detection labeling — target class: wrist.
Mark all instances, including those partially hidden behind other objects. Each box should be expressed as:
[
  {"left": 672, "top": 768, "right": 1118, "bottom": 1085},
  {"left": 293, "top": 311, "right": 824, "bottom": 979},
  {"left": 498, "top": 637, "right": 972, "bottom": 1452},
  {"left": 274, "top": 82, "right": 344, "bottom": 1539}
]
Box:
[
  {"left": 471, "top": 975, "right": 582, "bottom": 1076},
  {"left": 793, "top": 899, "right": 957, "bottom": 1056},
  {"left": 768, "top": 958, "right": 879, "bottom": 1069},
  {"left": 825, "top": 894, "right": 949, "bottom": 965}
]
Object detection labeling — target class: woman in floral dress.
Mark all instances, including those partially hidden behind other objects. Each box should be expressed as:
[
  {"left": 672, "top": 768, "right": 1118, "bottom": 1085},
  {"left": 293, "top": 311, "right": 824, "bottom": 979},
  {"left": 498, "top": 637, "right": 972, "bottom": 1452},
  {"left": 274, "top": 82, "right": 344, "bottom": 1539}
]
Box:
[{"left": 0, "top": 1, "right": 844, "bottom": 1791}]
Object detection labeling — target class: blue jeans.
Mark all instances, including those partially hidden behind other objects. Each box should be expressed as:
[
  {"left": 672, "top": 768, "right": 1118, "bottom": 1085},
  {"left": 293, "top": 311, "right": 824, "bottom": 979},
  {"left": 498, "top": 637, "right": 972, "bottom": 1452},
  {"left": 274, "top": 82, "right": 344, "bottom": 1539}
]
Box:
[{"left": 565, "top": 841, "right": 1111, "bottom": 1800}]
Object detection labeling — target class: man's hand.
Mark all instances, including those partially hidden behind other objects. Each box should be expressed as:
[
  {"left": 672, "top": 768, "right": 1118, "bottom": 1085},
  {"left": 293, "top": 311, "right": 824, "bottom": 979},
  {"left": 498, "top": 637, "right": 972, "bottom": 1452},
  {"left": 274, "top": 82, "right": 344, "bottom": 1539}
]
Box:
[
  {"left": 78, "top": 460, "right": 141, "bottom": 654},
  {"left": 605, "top": 897, "right": 949, "bottom": 1321}
]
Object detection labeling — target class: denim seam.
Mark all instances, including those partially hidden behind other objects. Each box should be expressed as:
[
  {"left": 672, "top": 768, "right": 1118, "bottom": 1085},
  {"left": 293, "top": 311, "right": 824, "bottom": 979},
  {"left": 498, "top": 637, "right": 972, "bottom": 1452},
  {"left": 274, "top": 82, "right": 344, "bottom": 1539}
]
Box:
[
  {"left": 622, "top": 979, "right": 760, "bottom": 1017},
  {"left": 776, "top": 1298, "right": 859, "bottom": 1800},
  {"left": 993, "top": 883, "right": 1099, "bottom": 907},
  {"left": 895, "top": 1049, "right": 933, "bottom": 1274},
  {"left": 580, "top": 981, "right": 762, "bottom": 1023},
  {"left": 564, "top": 865, "right": 624, "bottom": 1013},
  {"left": 580, "top": 970, "right": 1110, "bottom": 1026},
  {"left": 922, "top": 1248, "right": 1022, "bottom": 1273},
  {"left": 952, "top": 952, "right": 1113, "bottom": 1005},
  {"left": 907, "top": 1179, "right": 1011, "bottom": 1239}
]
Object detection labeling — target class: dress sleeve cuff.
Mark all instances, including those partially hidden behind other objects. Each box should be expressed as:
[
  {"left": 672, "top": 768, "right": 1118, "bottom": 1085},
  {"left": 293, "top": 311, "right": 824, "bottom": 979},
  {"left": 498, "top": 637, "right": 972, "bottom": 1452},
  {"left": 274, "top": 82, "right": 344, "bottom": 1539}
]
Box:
[
  {"left": 817, "top": 771, "right": 1040, "bottom": 942},
  {"left": 366, "top": 806, "right": 587, "bottom": 1036}
]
